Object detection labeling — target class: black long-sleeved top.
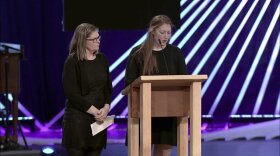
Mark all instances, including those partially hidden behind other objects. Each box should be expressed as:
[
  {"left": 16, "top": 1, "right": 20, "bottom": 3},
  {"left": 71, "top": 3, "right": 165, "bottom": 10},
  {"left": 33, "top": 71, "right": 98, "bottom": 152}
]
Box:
[
  {"left": 125, "top": 44, "right": 187, "bottom": 85},
  {"left": 62, "top": 53, "right": 112, "bottom": 149},
  {"left": 62, "top": 53, "right": 112, "bottom": 112}
]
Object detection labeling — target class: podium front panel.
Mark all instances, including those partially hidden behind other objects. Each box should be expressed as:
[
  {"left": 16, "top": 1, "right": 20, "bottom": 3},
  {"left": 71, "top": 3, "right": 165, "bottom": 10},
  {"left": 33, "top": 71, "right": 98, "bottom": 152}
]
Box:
[
  {"left": 0, "top": 53, "right": 20, "bottom": 94},
  {"left": 130, "top": 86, "right": 190, "bottom": 118}
]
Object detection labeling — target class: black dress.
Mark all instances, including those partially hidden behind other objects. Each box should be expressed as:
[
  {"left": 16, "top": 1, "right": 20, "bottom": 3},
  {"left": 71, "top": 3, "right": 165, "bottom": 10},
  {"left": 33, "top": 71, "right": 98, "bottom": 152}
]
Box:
[
  {"left": 125, "top": 44, "right": 187, "bottom": 145},
  {"left": 62, "top": 53, "right": 112, "bottom": 149}
]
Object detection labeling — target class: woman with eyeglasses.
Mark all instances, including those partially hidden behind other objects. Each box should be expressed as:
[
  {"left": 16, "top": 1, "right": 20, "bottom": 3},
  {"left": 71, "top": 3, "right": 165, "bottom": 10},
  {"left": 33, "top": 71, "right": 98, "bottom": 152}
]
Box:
[
  {"left": 62, "top": 23, "right": 112, "bottom": 156},
  {"left": 125, "top": 15, "right": 188, "bottom": 156}
]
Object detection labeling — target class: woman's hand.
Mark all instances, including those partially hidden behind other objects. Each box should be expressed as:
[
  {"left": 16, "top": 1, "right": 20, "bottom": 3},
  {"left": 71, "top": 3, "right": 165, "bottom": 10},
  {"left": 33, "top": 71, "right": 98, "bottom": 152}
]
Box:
[
  {"left": 87, "top": 106, "right": 100, "bottom": 117},
  {"left": 97, "top": 104, "right": 110, "bottom": 122},
  {"left": 86, "top": 104, "right": 110, "bottom": 122}
]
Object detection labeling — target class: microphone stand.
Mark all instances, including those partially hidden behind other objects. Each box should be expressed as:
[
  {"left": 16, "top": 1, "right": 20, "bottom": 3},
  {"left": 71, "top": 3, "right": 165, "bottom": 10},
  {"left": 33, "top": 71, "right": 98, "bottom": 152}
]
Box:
[{"left": 158, "top": 39, "right": 170, "bottom": 75}]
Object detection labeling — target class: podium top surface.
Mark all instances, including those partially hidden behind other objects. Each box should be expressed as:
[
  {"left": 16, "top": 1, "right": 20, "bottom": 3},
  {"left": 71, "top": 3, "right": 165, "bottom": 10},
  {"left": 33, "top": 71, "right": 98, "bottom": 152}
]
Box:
[
  {"left": 0, "top": 42, "right": 22, "bottom": 54},
  {"left": 122, "top": 75, "right": 207, "bottom": 95}
]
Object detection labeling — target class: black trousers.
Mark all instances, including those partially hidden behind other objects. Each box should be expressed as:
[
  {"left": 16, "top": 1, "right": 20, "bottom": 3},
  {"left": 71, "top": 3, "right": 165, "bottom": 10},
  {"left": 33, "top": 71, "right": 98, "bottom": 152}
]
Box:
[{"left": 66, "top": 147, "right": 102, "bottom": 156}]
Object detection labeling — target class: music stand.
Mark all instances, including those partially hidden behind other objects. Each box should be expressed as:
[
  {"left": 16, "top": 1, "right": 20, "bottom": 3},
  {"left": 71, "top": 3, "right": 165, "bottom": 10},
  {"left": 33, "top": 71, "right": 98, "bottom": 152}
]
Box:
[{"left": 0, "top": 42, "right": 27, "bottom": 151}]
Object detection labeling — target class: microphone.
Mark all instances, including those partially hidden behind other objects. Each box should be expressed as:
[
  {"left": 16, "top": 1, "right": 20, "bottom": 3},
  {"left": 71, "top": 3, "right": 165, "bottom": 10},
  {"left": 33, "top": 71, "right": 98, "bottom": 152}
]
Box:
[
  {"left": 158, "top": 39, "right": 163, "bottom": 49},
  {"left": 158, "top": 39, "right": 169, "bottom": 75}
]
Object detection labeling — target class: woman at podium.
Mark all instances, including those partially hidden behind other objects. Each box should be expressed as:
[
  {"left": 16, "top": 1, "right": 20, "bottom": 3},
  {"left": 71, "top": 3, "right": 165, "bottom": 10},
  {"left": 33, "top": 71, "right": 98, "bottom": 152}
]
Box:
[{"left": 125, "top": 15, "right": 187, "bottom": 156}]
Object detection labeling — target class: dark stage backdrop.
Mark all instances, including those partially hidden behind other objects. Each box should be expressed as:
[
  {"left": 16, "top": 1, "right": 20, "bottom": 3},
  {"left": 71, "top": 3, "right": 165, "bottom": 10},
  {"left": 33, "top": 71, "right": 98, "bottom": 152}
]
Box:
[
  {"left": 0, "top": 0, "right": 71, "bottom": 123},
  {"left": 0, "top": 0, "right": 279, "bottom": 130},
  {"left": 63, "top": 0, "right": 181, "bottom": 30}
]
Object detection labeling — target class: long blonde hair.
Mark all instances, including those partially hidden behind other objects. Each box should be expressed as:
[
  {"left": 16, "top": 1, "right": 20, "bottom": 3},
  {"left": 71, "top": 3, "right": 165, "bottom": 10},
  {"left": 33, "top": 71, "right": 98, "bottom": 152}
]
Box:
[
  {"left": 135, "top": 15, "right": 174, "bottom": 75},
  {"left": 69, "top": 23, "right": 99, "bottom": 61}
]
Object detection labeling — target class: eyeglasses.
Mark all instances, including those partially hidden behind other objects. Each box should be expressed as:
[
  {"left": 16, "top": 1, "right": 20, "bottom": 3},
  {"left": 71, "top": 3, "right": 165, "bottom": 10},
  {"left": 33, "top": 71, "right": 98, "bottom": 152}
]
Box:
[{"left": 87, "top": 35, "right": 101, "bottom": 42}]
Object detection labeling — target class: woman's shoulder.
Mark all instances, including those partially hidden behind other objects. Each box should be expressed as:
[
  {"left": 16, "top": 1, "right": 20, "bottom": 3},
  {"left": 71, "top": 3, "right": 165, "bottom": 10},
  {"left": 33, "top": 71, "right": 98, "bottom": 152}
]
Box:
[
  {"left": 64, "top": 53, "right": 77, "bottom": 63},
  {"left": 63, "top": 54, "right": 78, "bottom": 70},
  {"left": 128, "top": 44, "right": 142, "bottom": 58},
  {"left": 96, "top": 52, "right": 110, "bottom": 66},
  {"left": 167, "top": 44, "right": 181, "bottom": 52},
  {"left": 130, "top": 45, "right": 141, "bottom": 54},
  {"left": 132, "top": 44, "right": 141, "bottom": 50},
  {"left": 166, "top": 45, "right": 185, "bottom": 62},
  {"left": 96, "top": 52, "right": 108, "bottom": 60}
]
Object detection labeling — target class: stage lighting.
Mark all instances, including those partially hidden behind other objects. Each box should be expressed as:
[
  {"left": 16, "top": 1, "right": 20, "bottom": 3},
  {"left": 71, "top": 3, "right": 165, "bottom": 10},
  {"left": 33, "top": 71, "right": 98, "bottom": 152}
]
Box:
[{"left": 41, "top": 146, "right": 56, "bottom": 156}]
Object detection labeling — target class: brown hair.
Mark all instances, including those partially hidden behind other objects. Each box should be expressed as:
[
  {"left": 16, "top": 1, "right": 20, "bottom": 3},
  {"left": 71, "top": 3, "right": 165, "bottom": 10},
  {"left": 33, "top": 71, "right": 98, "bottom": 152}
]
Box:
[
  {"left": 135, "top": 15, "right": 174, "bottom": 75},
  {"left": 69, "top": 23, "right": 99, "bottom": 61}
]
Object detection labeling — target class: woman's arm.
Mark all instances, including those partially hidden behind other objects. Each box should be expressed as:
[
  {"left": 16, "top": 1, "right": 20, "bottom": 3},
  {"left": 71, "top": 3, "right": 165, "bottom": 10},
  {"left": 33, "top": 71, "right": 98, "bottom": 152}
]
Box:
[{"left": 62, "top": 56, "right": 92, "bottom": 112}]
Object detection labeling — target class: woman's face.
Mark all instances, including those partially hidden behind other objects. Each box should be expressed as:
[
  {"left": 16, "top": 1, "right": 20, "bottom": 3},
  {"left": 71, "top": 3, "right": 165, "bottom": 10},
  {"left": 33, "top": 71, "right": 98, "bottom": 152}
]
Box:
[
  {"left": 153, "top": 23, "right": 172, "bottom": 47},
  {"left": 86, "top": 31, "right": 101, "bottom": 53}
]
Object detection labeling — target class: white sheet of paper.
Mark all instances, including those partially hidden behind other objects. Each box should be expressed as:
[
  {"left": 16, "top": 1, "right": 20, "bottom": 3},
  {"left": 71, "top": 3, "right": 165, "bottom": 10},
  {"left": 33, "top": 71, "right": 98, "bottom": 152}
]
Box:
[{"left": 90, "top": 115, "right": 115, "bottom": 136}]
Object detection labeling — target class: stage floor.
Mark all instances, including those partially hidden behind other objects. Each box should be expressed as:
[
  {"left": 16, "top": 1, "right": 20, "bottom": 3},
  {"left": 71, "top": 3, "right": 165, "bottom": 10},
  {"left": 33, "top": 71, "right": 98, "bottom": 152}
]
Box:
[
  {"left": 2, "top": 140, "right": 279, "bottom": 156},
  {"left": 1, "top": 120, "right": 280, "bottom": 156}
]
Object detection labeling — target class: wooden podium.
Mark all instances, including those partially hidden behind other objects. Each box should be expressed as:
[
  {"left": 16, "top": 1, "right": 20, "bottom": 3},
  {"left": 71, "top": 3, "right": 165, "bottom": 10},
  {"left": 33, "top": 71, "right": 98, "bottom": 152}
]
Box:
[
  {"left": 0, "top": 43, "right": 23, "bottom": 142},
  {"left": 122, "top": 75, "right": 207, "bottom": 156}
]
